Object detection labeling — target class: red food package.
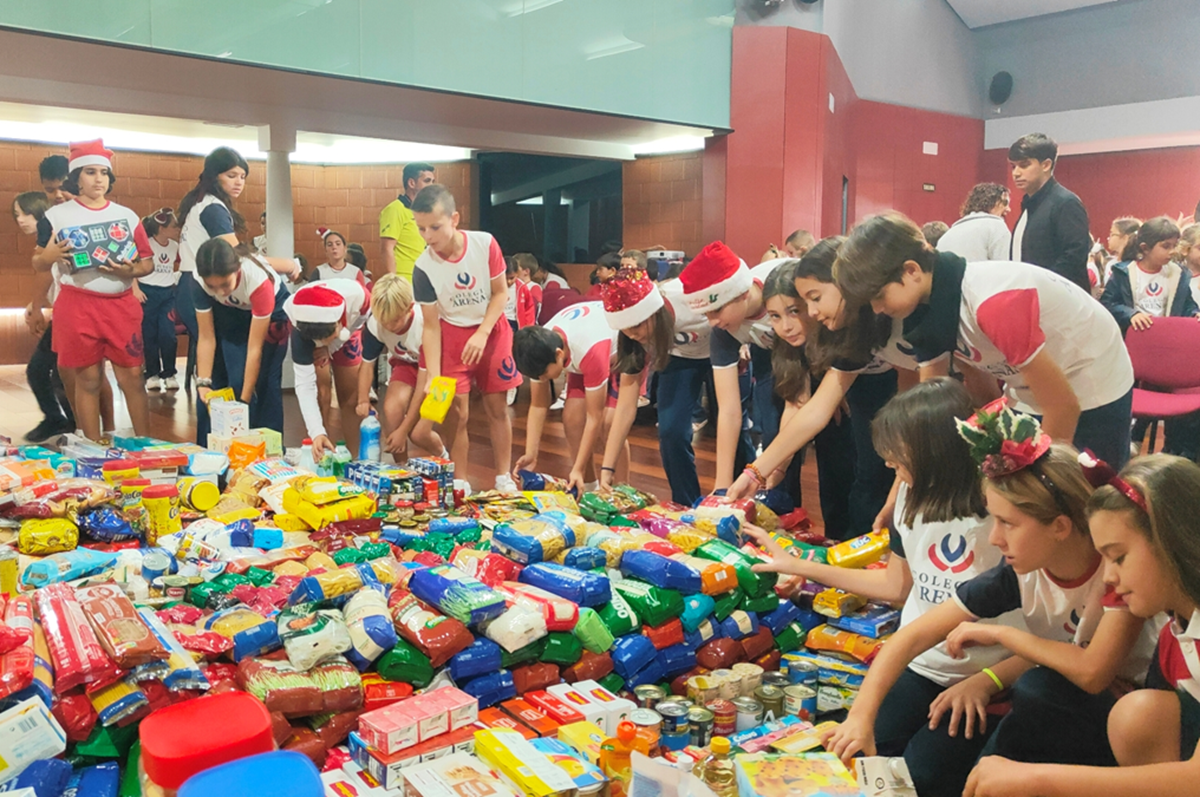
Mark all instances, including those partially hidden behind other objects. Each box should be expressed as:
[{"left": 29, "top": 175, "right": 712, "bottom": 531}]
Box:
[
  {"left": 511, "top": 662, "right": 560, "bottom": 695},
  {"left": 139, "top": 679, "right": 174, "bottom": 714},
  {"left": 270, "top": 710, "right": 295, "bottom": 746},
  {"left": 642, "top": 619, "right": 685, "bottom": 651},
  {"left": 284, "top": 726, "right": 328, "bottom": 767},
  {"left": 360, "top": 672, "right": 414, "bottom": 712},
  {"left": 411, "top": 551, "right": 445, "bottom": 568},
  {"left": 695, "top": 496, "right": 757, "bottom": 524},
  {"left": 53, "top": 690, "right": 98, "bottom": 742},
  {"left": 157, "top": 604, "right": 203, "bottom": 625},
  {"left": 671, "top": 666, "right": 710, "bottom": 697},
  {"left": 202, "top": 662, "right": 240, "bottom": 694},
  {"left": 390, "top": 592, "right": 473, "bottom": 667},
  {"left": 324, "top": 747, "right": 352, "bottom": 773},
  {"left": 655, "top": 501, "right": 691, "bottom": 513},
  {"left": 562, "top": 651, "right": 614, "bottom": 683},
  {"left": 452, "top": 552, "right": 522, "bottom": 587},
  {"left": 753, "top": 649, "right": 782, "bottom": 672},
  {"left": 695, "top": 638, "right": 743, "bottom": 671},
  {"left": 740, "top": 627, "right": 776, "bottom": 661},
  {"left": 314, "top": 708, "right": 362, "bottom": 748},
  {"left": 0, "top": 595, "right": 35, "bottom": 699},
  {"left": 76, "top": 584, "right": 168, "bottom": 668},
  {"left": 319, "top": 518, "right": 380, "bottom": 538},
  {"left": 173, "top": 628, "right": 235, "bottom": 658},
  {"left": 273, "top": 575, "right": 304, "bottom": 596},
  {"left": 34, "top": 583, "right": 121, "bottom": 694},
  {"left": 642, "top": 540, "right": 683, "bottom": 558}
]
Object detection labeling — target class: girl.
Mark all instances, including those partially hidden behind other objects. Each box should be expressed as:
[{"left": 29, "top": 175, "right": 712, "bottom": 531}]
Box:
[
  {"left": 598, "top": 268, "right": 713, "bottom": 504},
  {"left": 312, "top": 228, "right": 367, "bottom": 286},
  {"left": 835, "top": 212, "right": 1136, "bottom": 470},
  {"left": 533, "top": 256, "right": 570, "bottom": 290},
  {"left": 727, "top": 239, "right": 906, "bottom": 538},
  {"left": 192, "top": 238, "right": 291, "bottom": 443},
  {"left": 1107, "top": 216, "right": 1142, "bottom": 279},
  {"left": 750, "top": 378, "right": 1015, "bottom": 797},
  {"left": 1177, "top": 223, "right": 1200, "bottom": 310},
  {"left": 136, "top": 208, "right": 180, "bottom": 391},
  {"left": 512, "top": 253, "right": 543, "bottom": 327},
  {"left": 824, "top": 406, "right": 1156, "bottom": 778},
  {"left": 1101, "top": 217, "right": 1197, "bottom": 334},
  {"left": 965, "top": 453, "right": 1200, "bottom": 797}
]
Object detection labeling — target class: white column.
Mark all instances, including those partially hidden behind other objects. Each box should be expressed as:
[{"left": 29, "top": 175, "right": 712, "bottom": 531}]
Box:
[{"left": 257, "top": 124, "right": 296, "bottom": 258}]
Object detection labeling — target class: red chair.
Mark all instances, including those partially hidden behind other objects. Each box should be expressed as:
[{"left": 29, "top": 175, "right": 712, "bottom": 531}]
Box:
[{"left": 1125, "top": 318, "right": 1200, "bottom": 452}]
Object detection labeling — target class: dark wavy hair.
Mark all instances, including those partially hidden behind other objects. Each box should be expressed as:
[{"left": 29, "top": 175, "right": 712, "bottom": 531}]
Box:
[
  {"left": 961, "top": 183, "right": 1009, "bottom": 216},
  {"left": 177, "top": 147, "right": 249, "bottom": 235}
]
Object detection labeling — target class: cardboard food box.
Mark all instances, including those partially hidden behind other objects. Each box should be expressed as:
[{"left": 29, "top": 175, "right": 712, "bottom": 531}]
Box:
[
  {"left": 735, "top": 753, "right": 864, "bottom": 797},
  {"left": 401, "top": 751, "right": 520, "bottom": 797},
  {"left": 474, "top": 728, "right": 578, "bottom": 797}
]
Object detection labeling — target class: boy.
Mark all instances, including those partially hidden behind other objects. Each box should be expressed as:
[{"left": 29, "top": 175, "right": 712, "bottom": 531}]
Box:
[
  {"left": 412, "top": 184, "right": 520, "bottom": 492},
  {"left": 34, "top": 140, "right": 152, "bottom": 441},
  {"left": 761, "top": 229, "right": 815, "bottom": 262},
  {"left": 679, "top": 241, "right": 781, "bottom": 489},
  {"left": 285, "top": 280, "right": 372, "bottom": 459},
  {"left": 512, "top": 301, "right": 627, "bottom": 493},
  {"left": 585, "top": 252, "right": 621, "bottom": 299},
  {"left": 359, "top": 274, "right": 444, "bottom": 460},
  {"left": 619, "top": 249, "right": 647, "bottom": 271},
  {"left": 836, "top": 211, "right": 1134, "bottom": 468},
  {"left": 512, "top": 252, "right": 542, "bottom": 327}
]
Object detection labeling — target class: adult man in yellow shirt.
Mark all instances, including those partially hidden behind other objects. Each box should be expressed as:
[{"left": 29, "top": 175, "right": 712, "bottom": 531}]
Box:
[{"left": 378, "top": 162, "right": 436, "bottom": 282}]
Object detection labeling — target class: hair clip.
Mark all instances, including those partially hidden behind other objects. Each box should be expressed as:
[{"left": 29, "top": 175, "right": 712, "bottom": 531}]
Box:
[
  {"left": 955, "top": 397, "right": 1052, "bottom": 478},
  {"left": 152, "top": 207, "right": 174, "bottom": 225},
  {"left": 1078, "top": 451, "right": 1148, "bottom": 513}
]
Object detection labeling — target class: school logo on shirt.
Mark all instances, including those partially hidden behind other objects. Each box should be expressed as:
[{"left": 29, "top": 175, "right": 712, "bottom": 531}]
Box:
[
  {"left": 561, "top": 305, "right": 590, "bottom": 321},
  {"left": 1064, "top": 608, "right": 1081, "bottom": 636},
  {"left": 674, "top": 331, "right": 700, "bottom": 345},
  {"left": 1146, "top": 281, "right": 1163, "bottom": 297},
  {"left": 498, "top": 356, "right": 517, "bottom": 381},
  {"left": 927, "top": 533, "right": 975, "bottom": 574},
  {"left": 895, "top": 339, "right": 916, "bottom": 358},
  {"left": 455, "top": 271, "right": 477, "bottom": 291}
]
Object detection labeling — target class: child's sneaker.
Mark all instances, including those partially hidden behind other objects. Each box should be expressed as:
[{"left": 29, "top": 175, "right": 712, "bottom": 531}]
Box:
[
  {"left": 146, "top": 377, "right": 162, "bottom": 391},
  {"left": 494, "top": 473, "right": 518, "bottom": 493},
  {"left": 506, "top": 388, "right": 517, "bottom": 406},
  {"left": 162, "top": 376, "right": 179, "bottom": 391}
]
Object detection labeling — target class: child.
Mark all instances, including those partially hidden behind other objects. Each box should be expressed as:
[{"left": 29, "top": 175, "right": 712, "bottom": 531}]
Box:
[
  {"left": 585, "top": 253, "right": 621, "bottom": 300},
  {"left": 411, "top": 184, "right": 520, "bottom": 491},
  {"left": 359, "top": 274, "right": 443, "bottom": 459},
  {"left": 1101, "top": 217, "right": 1197, "bottom": 334},
  {"left": 192, "top": 238, "right": 291, "bottom": 442},
  {"left": 35, "top": 139, "right": 152, "bottom": 440},
  {"left": 619, "top": 249, "right": 648, "bottom": 271},
  {"left": 285, "top": 279, "right": 372, "bottom": 459},
  {"left": 312, "top": 228, "right": 367, "bottom": 286},
  {"left": 136, "top": 208, "right": 180, "bottom": 391},
  {"left": 504, "top": 257, "right": 520, "bottom": 333},
  {"left": 512, "top": 301, "right": 627, "bottom": 493},
  {"left": 824, "top": 406, "right": 1156, "bottom": 778},
  {"left": 1106, "top": 216, "right": 1142, "bottom": 280},
  {"left": 762, "top": 229, "right": 816, "bottom": 262},
  {"left": 512, "top": 253, "right": 542, "bottom": 327},
  {"left": 835, "top": 212, "right": 1135, "bottom": 469},
  {"left": 965, "top": 453, "right": 1200, "bottom": 797},
  {"left": 679, "top": 241, "right": 783, "bottom": 489},
  {"left": 1181, "top": 223, "right": 1200, "bottom": 308},
  {"left": 749, "top": 378, "right": 1013, "bottom": 797},
  {"left": 598, "top": 268, "right": 712, "bottom": 504},
  {"left": 533, "top": 257, "right": 570, "bottom": 290}
]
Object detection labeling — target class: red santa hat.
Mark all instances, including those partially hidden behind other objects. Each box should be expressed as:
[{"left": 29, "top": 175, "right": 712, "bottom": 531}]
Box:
[
  {"left": 68, "top": 139, "right": 113, "bottom": 173},
  {"left": 679, "top": 241, "right": 751, "bottom": 314},
  {"left": 284, "top": 284, "right": 350, "bottom": 339},
  {"left": 601, "top": 268, "right": 664, "bottom": 330},
  {"left": 317, "top": 227, "right": 332, "bottom": 239}
]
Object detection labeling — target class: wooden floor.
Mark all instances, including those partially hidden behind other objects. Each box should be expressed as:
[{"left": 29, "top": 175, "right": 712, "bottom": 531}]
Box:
[{"left": 0, "top": 362, "right": 827, "bottom": 530}]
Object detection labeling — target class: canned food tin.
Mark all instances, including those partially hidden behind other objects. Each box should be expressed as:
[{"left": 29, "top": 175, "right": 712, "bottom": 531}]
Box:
[
  {"left": 732, "top": 662, "right": 764, "bottom": 696},
  {"left": 148, "top": 576, "right": 165, "bottom": 598},
  {"left": 634, "top": 684, "right": 667, "bottom": 709},
  {"left": 629, "top": 708, "right": 662, "bottom": 750},
  {"left": 165, "top": 586, "right": 186, "bottom": 600},
  {"left": 686, "top": 675, "right": 720, "bottom": 705},
  {"left": 687, "top": 707, "right": 714, "bottom": 747},
  {"left": 754, "top": 684, "right": 785, "bottom": 721},
  {"left": 661, "top": 729, "right": 690, "bottom": 752},
  {"left": 656, "top": 700, "right": 690, "bottom": 734},
  {"left": 787, "top": 660, "right": 819, "bottom": 688},
  {"left": 141, "top": 551, "right": 171, "bottom": 583},
  {"left": 784, "top": 685, "right": 818, "bottom": 721},
  {"left": 706, "top": 699, "right": 736, "bottom": 736},
  {"left": 711, "top": 668, "right": 740, "bottom": 700},
  {"left": 762, "top": 671, "right": 790, "bottom": 689},
  {"left": 732, "top": 697, "right": 764, "bottom": 731}
]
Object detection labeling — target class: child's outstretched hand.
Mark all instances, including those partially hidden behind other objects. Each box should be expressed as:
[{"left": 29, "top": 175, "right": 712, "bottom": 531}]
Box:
[
  {"left": 821, "top": 714, "right": 876, "bottom": 766},
  {"left": 945, "top": 621, "right": 1005, "bottom": 659},
  {"left": 1130, "top": 312, "right": 1155, "bottom": 331},
  {"left": 963, "top": 756, "right": 1036, "bottom": 797},
  {"left": 744, "top": 525, "right": 810, "bottom": 578},
  {"left": 462, "top": 330, "right": 488, "bottom": 366}
]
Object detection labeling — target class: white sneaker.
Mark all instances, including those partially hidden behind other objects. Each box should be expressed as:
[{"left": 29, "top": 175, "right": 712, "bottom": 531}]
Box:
[
  {"left": 163, "top": 376, "right": 179, "bottom": 391},
  {"left": 549, "top": 398, "right": 565, "bottom": 411},
  {"left": 146, "top": 377, "right": 162, "bottom": 391},
  {"left": 495, "top": 473, "right": 518, "bottom": 492},
  {"left": 506, "top": 388, "right": 517, "bottom": 406}
]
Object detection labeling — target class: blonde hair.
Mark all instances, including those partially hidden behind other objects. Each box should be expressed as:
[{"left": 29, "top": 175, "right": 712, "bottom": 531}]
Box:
[
  {"left": 620, "top": 249, "right": 648, "bottom": 270},
  {"left": 1177, "top": 223, "right": 1200, "bottom": 264},
  {"left": 371, "top": 274, "right": 414, "bottom": 325},
  {"left": 985, "top": 444, "right": 1093, "bottom": 536}
]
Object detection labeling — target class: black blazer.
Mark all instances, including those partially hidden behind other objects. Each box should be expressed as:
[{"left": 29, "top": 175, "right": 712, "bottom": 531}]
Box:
[{"left": 1011, "top": 178, "right": 1091, "bottom": 293}]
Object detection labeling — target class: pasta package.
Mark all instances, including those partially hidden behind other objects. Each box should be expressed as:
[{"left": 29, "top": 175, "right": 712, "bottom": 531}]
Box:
[
  {"left": 206, "top": 605, "right": 283, "bottom": 662},
  {"left": 693, "top": 538, "right": 778, "bottom": 598},
  {"left": 75, "top": 584, "right": 168, "bottom": 668},
  {"left": 409, "top": 564, "right": 508, "bottom": 626},
  {"left": 33, "top": 583, "right": 120, "bottom": 693},
  {"left": 343, "top": 587, "right": 398, "bottom": 671},
  {"left": 135, "top": 608, "right": 208, "bottom": 691},
  {"left": 287, "top": 559, "right": 398, "bottom": 605},
  {"left": 237, "top": 655, "right": 362, "bottom": 717},
  {"left": 278, "top": 603, "right": 353, "bottom": 671},
  {"left": 491, "top": 515, "right": 576, "bottom": 565},
  {"left": 390, "top": 592, "right": 474, "bottom": 667},
  {"left": 0, "top": 595, "right": 35, "bottom": 699}
]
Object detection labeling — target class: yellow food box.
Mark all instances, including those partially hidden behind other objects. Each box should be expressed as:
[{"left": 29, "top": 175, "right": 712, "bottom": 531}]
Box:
[
  {"left": 273, "top": 512, "right": 312, "bottom": 532},
  {"left": 769, "top": 720, "right": 841, "bottom": 754},
  {"left": 813, "top": 588, "right": 867, "bottom": 619},
  {"left": 420, "top": 376, "right": 457, "bottom": 423},
  {"left": 556, "top": 720, "right": 606, "bottom": 764},
  {"left": 282, "top": 487, "right": 375, "bottom": 530},
  {"left": 474, "top": 728, "right": 578, "bottom": 797},
  {"left": 247, "top": 427, "right": 283, "bottom": 457}
]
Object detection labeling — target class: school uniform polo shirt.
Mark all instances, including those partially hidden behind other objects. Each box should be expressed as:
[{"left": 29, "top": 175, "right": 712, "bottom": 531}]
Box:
[
  {"left": 540, "top": 302, "right": 617, "bottom": 390},
  {"left": 710, "top": 260, "right": 785, "bottom": 368},
  {"left": 660, "top": 279, "right": 712, "bottom": 360},
  {"left": 412, "top": 230, "right": 504, "bottom": 328}
]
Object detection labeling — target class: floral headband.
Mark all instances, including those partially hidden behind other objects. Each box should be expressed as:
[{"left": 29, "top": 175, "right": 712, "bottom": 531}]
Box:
[
  {"left": 1077, "top": 450, "right": 1148, "bottom": 513},
  {"left": 955, "top": 398, "right": 1052, "bottom": 478}
]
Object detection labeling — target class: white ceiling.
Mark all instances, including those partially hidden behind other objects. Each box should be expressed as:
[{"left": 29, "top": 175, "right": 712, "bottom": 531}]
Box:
[{"left": 946, "top": 0, "right": 1119, "bottom": 28}]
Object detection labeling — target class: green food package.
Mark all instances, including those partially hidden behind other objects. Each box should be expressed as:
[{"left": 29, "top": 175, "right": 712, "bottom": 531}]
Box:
[
  {"left": 375, "top": 639, "right": 435, "bottom": 687},
  {"left": 607, "top": 516, "right": 638, "bottom": 528},
  {"left": 456, "top": 526, "right": 483, "bottom": 545},
  {"left": 188, "top": 582, "right": 220, "bottom": 608},
  {"left": 540, "top": 632, "right": 583, "bottom": 666},
  {"left": 712, "top": 587, "right": 744, "bottom": 622},
  {"left": 741, "top": 590, "right": 781, "bottom": 614},
  {"left": 612, "top": 579, "right": 683, "bottom": 627},
  {"left": 597, "top": 590, "right": 640, "bottom": 637},
  {"left": 213, "top": 572, "right": 252, "bottom": 592},
  {"left": 578, "top": 493, "right": 622, "bottom": 524},
  {"left": 693, "top": 538, "right": 777, "bottom": 598},
  {"left": 75, "top": 722, "right": 139, "bottom": 759},
  {"left": 245, "top": 566, "right": 275, "bottom": 587},
  {"left": 119, "top": 742, "right": 141, "bottom": 797},
  {"left": 501, "top": 638, "right": 546, "bottom": 668},
  {"left": 359, "top": 541, "right": 392, "bottom": 560},
  {"left": 774, "top": 621, "right": 806, "bottom": 654},
  {"left": 598, "top": 672, "right": 625, "bottom": 694},
  {"left": 573, "top": 607, "right": 615, "bottom": 654},
  {"left": 333, "top": 546, "right": 369, "bottom": 566}
]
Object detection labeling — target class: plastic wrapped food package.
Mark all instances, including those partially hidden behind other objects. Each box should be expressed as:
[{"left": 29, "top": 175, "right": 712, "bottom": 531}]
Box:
[
  {"left": 75, "top": 584, "right": 168, "bottom": 669},
  {"left": 374, "top": 639, "right": 435, "bottom": 688},
  {"left": 34, "top": 583, "right": 120, "bottom": 693},
  {"left": 572, "top": 608, "right": 614, "bottom": 654},
  {"left": 205, "top": 605, "right": 282, "bottom": 662},
  {"left": 390, "top": 592, "right": 474, "bottom": 667},
  {"left": 693, "top": 538, "right": 777, "bottom": 598},
  {"left": 18, "top": 518, "right": 79, "bottom": 555},
  {"left": 277, "top": 603, "right": 353, "bottom": 671},
  {"left": 342, "top": 587, "right": 398, "bottom": 671},
  {"left": 611, "top": 579, "right": 683, "bottom": 628},
  {"left": 483, "top": 601, "right": 548, "bottom": 653},
  {"left": 518, "top": 563, "right": 610, "bottom": 608},
  {"left": 409, "top": 565, "right": 508, "bottom": 626},
  {"left": 491, "top": 515, "right": 575, "bottom": 564},
  {"left": 0, "top": 595, "right": 35, "bottom": 699},
  {"left": 236, "top": 655, "right": 362, "bottom": 717},
  {"left": 501, "top": 582, "right": 580, "bottom": 631}
]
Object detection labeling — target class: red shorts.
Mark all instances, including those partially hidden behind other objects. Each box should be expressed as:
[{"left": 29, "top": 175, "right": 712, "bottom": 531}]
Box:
[
  {"left": 420, "top": 320, "right": 522, "bottom": 396},
  {"left": 331, "top": 328, "right": 364, "bottom": 368},
  {"left": 389, "top": 358, "right": 419, "bottom": 387},
  {"left": 53, "top": 284, "right": 144, "bottom": 369},
  {"left": 566, "top": 372, "right": 619, "bottom": 409}
]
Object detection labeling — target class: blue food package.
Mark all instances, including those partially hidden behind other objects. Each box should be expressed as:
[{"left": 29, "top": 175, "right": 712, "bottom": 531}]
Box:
[
  {"left": 205, "top": 605, "right": 282, "bottom": 661},
  {"left": 4, "top": 758, "right": 72, "bottom": 797},
  {"left": 491, "top": 515, "right": 575, "bottom": 565},
  {"left": 518, "top": 563, "right": 610, "bottom": 608},
  {"left": 409, "top": 564, "right": 508, "bottom": 626},
  {"left": 828, "top": 605, "right": 902, "bottom": 639},
  {"left": 655, "top": 644, "right": 697, "bottom": 678},
  {"left": 178, "top": 751, "right": 322, "bottom": 797},
  {"left": 79, "top": 508, "right": 136, "bottom": 543},
  {"left": 449, "top": 638, "right": 503, "bottom": 683},
  {"left": 611, "top": 634, "right": 657, "bottom": 679},
  {"left": 379, "top": 527, "right": 423, "bottom": 548},
  {"left": 760, "top": 598, "right": 802, "bottom": 637},
  {"left": 782, "top": 651, "right": 870, "bottom": 688},
  {"left": 624, "top": 657, "right": 666, "bottom": 688},
  {"left": 428, "top": 517, "right": 480, "bottom": 534},
  {"left": 681, "top": 510, "right": 742, "bottom": 546},
  {"left": 342, "top": 586, "right": 398, "bottom": 671},
  {"left": 252, "top": 527, "right": 283, "bottom": 550},
  {"left": 619, "top": 550, "right": 701, "bottom": 594},
  {"left": 680, "top": 594, "right": 715, "bottom": 633},
  {"left": 460, "top": 669, "right": 516, "bottom": 708},
  {"left": 64, "top": 761, "right": 120, "bottom": 797},
  {"left": 719, "top": 610, "right": 760, "bottom": 641},
  {"left": 683, "top": 618, "right": 722, "bottom": 651},
  {"left": 227, "top": 519, "right": 256, "bottom": 547},
  {"left": 560, "top": 546, "right": 607, "bottom": 570},
  {"left": 136, "top": 608, "right": 209, "bottom": 691},
  {"left": 20, "top": 549, "right": 117, "bottom": 589}
]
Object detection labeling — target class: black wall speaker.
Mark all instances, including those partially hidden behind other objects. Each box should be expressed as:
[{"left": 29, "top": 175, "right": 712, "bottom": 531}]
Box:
[{"left": 989, "top": 71, "right": 1014, "bottom": 105}]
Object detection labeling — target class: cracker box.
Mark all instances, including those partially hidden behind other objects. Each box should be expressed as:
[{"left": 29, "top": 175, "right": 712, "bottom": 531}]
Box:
[
  {"left": 769, "top": 720, "right": 842, "bottom": 754},
  {"left": 555, "top": 721, "right": 607, "bottom": 765},
  {"left": 500, "top": 698, "right": 561, "bottom": 738},
  {"left": 248, "top": 427, "right": 283, "bottom": 457},
  {"left": 827, "top": 605, "right": 901, "bottom": 639},
  {"left": 474, "top": 728, "right": 578, "bottom": 797},
  {"left": 570, "top": 680, "right": 636, "bottom": 736},
  {"left": 357, "top": 701, "right": 419, "bottom": 755},
  {"left": 427, "top": 686, "right": 478, "bottom": 732},
  {"left": 817, "top": 684, "right": 858, "bottom": 713},
  {"left": 401, "top": 751, "right": 520, "bottom": 797},
  {"left": 0, "top": 698, "right": 67, "bottom": 785},
  {"left": 523, "top": 691, "right": 585, "bottom": 727},
  {"left": 322, "top": 760, "right": 391, "bottom": 797},
  {"left": 735, "top": 753, "right": 865, "bottom": 797},
  {"left": 478, "top": 707, "right": 538, "bottom": 740},
  {"left": 545, "top": 684, "right": 607, "bottom": 730},
  {"left": 528, "top": 738, "right": 607, "bottom": 793},
  {"left": 350, "top": 726, "right": 478, "bottom": 790},
  {"left": 210, "top": 399, "right": 249, "bottom": 438}
]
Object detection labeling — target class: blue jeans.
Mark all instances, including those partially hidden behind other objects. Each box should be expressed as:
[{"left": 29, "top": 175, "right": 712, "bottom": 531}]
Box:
[
  {"left": 750, "top": 344, "right": 781, "bottom": 447},
  {"left": 845, "top": 370, "right": 899, "bottom": 535},
  {"left": 656, "top": 356, "right": 709, "bottom": 505},
  {"left": 1073, "top": 388, "right": 1133, "bottom": 469},
  {"left": 195, "top": 315, "right": 288, "bottom": 445},
  {"left": 141, "top": 283, "right": 178, "bottom": 379}
]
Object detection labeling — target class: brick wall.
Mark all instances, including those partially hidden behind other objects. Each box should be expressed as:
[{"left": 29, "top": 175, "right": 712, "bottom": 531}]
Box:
[{"left": 622, "top": 152, "right": 704, "bottom": 257}]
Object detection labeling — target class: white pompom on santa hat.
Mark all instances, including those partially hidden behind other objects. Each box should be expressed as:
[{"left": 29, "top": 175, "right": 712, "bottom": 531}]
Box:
[
  {"left": 284, "top": 283, "right": 350, "bottom": 340},
  {"left": 679, "top": 241, "right": 751, "bottom": 314},
  {"left": 601, "top": 268, "right": 665, "bottom": 330},
  {"left": 317, "top": 227, "right": 332, "bottom": 239},
  {"left": 69, "top": 139, "right": 113, "bottom": 172}
]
